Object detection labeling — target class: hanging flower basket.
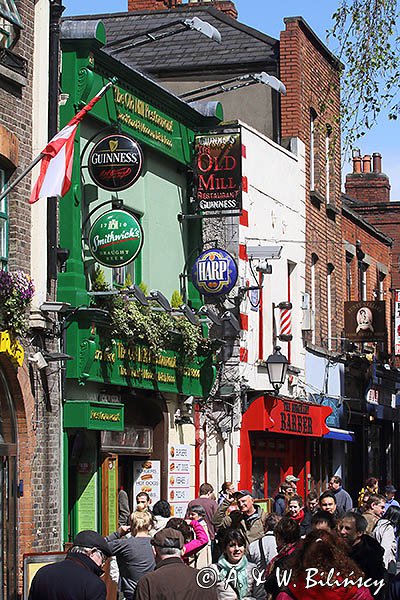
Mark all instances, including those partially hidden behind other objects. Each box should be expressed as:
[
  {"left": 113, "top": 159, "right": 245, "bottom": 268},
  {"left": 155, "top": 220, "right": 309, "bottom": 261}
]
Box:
[{"left": 0, "top": 270, "right": 35, "bottom": 337}]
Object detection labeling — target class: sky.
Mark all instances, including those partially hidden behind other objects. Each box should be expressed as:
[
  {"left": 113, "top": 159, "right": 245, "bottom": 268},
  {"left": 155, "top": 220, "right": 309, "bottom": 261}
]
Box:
[{"left": 63, "top": 0, "right": 400, "bottom": 200}]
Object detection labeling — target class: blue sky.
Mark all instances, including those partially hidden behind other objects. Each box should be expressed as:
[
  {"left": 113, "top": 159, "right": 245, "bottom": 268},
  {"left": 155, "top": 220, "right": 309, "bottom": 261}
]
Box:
[{"left": 63, "top": 0, "right": 400, "bottom": 199}]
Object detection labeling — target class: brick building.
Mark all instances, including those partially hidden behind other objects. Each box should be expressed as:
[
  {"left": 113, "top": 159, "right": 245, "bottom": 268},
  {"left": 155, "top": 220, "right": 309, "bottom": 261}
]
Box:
[
  {"left": 0, "top": 1, "right": 62, "bottom": 596},
  {"left": 343, "top": 151, "right": 400, "bottom": 491}
]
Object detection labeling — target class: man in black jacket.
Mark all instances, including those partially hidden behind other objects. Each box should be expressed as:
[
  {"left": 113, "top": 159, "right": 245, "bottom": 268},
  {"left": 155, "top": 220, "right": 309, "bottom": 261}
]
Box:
[
  {"left": 338, "top": 512, "right": 387, "bottom": 600},
  {"left": 28, "top": 530, "right": 111, "bottom": 600}
]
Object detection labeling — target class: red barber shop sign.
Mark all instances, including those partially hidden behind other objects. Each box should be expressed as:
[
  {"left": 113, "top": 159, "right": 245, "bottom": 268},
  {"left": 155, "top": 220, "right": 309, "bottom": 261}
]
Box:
[{"left": 264, "top": 397, "right": 332, "bottom": 437}]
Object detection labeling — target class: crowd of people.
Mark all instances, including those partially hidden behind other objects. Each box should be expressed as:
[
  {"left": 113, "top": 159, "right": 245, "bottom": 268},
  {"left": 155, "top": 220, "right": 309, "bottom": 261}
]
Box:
[{"left": 28, "top": 477, "right": 400, "bottom": 599}]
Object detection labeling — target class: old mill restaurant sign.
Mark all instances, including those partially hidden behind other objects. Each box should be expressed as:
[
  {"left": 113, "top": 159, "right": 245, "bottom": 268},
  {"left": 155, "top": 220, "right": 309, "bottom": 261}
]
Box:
[
  {"left": 193, "top": 131, "right": 242, "bottom": 213},
  {"left": 88, "top": 209, "right": 143, "bottom": 268},
  {"left": 78, "top": 336, "right": 216, "bottom": 397},
  {"left": 88, "top": 133, "right": 143, "bottom": 191}
]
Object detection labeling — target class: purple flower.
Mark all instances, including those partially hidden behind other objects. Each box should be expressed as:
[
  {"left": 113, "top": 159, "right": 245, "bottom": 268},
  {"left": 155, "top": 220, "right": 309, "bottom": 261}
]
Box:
[{"left": 0, "top": 270, "right": 13, "bottom": 296}]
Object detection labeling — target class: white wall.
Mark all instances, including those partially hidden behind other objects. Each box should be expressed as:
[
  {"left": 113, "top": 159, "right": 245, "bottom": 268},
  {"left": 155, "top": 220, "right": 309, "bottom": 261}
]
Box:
[
  {"left": 30, "top": 0, "right": 49, "bottom": 311},
  {"left": 239, "top": 123, "right": 306, "bottom": 393}
]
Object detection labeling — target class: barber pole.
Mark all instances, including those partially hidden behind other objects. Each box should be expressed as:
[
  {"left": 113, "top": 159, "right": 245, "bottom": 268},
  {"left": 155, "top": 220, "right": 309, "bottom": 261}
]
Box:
[{"left": 279, "top": 305, "right": 292, "bottom": 341}]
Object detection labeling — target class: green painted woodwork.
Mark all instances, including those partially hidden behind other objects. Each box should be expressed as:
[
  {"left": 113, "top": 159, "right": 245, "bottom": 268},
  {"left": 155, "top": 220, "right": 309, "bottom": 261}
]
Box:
[
  {"left": 63, "top": 401, "right": 124, "bottom": 431},
  {"left": 58, "top": 31, "right": 220, "bottom": 395},
  {"left": 73, "top": 330, "right": 216, "bottom": 397}
]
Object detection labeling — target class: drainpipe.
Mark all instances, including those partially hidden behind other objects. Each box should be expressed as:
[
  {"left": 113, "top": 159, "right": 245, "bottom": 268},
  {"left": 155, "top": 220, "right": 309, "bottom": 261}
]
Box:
[{"left": 48, "top": 0, "right": 65, "bottom": 290}]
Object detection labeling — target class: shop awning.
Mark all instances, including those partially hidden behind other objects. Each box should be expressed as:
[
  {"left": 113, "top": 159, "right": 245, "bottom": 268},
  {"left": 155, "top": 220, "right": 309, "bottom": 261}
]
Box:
[{"left": 324, "top": 427, "right": 354, "bottom": 442}]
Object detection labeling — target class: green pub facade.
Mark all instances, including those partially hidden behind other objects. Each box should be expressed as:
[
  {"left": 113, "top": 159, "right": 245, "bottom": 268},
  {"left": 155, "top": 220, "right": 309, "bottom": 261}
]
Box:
[{"left": 59, "top": 19, "right": 220, "bottom": 542}]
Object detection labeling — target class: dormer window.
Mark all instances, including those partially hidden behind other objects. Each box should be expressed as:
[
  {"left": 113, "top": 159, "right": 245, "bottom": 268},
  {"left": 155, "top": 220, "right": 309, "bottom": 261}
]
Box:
[{"left": 0, "top": 0, "right": 22, "bottom": 49}]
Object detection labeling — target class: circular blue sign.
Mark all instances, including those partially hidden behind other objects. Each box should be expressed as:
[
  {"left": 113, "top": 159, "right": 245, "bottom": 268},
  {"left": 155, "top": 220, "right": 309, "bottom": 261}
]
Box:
[{"left": 191, "top": 248, "right": 238, "bottom": 297}]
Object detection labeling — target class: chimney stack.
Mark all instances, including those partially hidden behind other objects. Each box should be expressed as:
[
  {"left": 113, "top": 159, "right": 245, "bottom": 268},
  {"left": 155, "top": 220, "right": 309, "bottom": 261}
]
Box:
[
  {"left": 345, "top": 151, "right": 390, "bottom": 204},
  {"left": 128, "top": 0, "right": 238, "bottom": 18}
]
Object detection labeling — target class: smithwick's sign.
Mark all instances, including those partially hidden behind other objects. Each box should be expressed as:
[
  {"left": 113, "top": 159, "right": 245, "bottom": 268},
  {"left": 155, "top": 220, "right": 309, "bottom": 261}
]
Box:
[
  {"left": 88, "top": 209, "right": 144, "bottom": 268},
  {"left": 191, "top": 248, "right": 238, "bottom": 297},
  {"left": 193, "top": 132, "right": 242, "bottom": 213},
  {"left": 344, "top": 301, "right": 386, "bottom": 342},
  {"left": 88, "top": 133, "right": 143, "bottom": 191},
  {"left": 264, "top": 397, "right": 332, "bottom": 437}
]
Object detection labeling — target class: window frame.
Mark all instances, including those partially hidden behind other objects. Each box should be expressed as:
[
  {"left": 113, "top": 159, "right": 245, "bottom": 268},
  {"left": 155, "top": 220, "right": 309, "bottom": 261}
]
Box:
[{"left": 0, "top": 169, "right": 8, "bottom": 270}]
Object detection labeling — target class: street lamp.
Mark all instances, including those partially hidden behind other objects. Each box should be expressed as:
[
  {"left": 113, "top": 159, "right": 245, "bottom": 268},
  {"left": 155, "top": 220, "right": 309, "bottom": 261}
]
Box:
[{"left": 265, "top": 346, "right": 289, "bottom": 394}]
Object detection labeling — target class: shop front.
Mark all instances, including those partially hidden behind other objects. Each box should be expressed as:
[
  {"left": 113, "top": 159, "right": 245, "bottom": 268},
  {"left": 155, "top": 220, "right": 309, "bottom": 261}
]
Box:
[
  {"left": 58, "top": 19, "right": 220, "bottom": 545},
  {"left": 239, "top": 395, "right": 332, "bottom": 500}
]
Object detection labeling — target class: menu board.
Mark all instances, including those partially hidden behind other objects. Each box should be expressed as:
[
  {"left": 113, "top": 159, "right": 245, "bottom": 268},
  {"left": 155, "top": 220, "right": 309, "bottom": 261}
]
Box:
[
  {"left": 133, "top": 459, "right": 161, "bottom": 506},
  {"left": 168, "top": 444, "right": 191, "bottom": 518}
]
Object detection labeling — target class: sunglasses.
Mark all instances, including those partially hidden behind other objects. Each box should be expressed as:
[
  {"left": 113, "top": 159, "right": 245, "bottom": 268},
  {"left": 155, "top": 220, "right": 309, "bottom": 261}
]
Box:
[{"left": 93, "top": 548, "right": 107, "bottom": 564}]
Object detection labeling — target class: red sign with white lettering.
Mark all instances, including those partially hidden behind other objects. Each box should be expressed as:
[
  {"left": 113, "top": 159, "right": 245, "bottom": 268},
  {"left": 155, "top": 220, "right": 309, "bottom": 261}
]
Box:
[{"left": 264, "top": 397, "right": 332, "bottom": 437}]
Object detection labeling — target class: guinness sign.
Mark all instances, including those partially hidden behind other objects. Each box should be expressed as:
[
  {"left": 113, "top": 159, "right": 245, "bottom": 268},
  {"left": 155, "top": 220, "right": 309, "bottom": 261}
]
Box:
[{"left": 88, "top": 133, "right": 143, "bottom": 191}]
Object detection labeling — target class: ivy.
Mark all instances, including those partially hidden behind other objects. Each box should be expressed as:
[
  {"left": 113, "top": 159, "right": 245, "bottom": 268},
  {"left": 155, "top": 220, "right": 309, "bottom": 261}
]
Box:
[{"left": 90, "top": 269, "right": 212, "bottom": 360}]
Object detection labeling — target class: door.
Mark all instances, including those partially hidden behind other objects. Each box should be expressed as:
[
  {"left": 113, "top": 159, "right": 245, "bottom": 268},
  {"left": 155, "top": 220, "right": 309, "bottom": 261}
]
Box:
[{"left": 0, "top": 369, "right": 17, "bottom": 600}]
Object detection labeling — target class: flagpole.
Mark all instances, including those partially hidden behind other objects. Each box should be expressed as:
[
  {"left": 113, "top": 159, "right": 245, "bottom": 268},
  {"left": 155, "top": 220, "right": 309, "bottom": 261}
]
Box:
[
  {"left": 0, "top": 78, "right": 117, "bottom": 204},
  {"left": 0, "top": 154, "right": 43, "bottom": 204}
]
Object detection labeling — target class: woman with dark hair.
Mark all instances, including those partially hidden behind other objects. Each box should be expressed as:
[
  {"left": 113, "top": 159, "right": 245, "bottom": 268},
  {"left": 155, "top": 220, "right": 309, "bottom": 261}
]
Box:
[
  {"left": 166, "top": 516, "right": 208, "bottom": 564},
  {"left": 373, "top": 504, "right": 400, "bottom": 575},
  {"left": 152, "top": 500, "right": 171, "bottom": 532},
  {"left": 211, "top": 528, "right": 264, "bottom": 599},
  {"left": 276, "top": 530, "right": 373, "bottom": 599},
  {"left": 264, "top": 517, "right": 300, "bottom": 599},
  {"left": 358, "top": 477, "right": 379, "bottom": 508}
]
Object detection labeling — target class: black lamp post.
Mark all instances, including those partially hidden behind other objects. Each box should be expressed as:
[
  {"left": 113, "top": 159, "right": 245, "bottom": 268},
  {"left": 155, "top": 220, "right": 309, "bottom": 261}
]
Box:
[{"left": 266, "top": 346, "right": 289, "bottom": 394}]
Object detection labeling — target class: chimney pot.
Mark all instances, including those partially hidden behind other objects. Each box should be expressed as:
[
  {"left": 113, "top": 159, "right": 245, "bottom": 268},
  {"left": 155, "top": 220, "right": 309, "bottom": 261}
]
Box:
[
  {"left": 353, "top": 156, "right": 362, "bottom": 174},
  {"left": 372, "top": 152, "right": 382, "bottom": 173},
  {"left": 362, "top": 155, "right": 371, "bottom": 173}
]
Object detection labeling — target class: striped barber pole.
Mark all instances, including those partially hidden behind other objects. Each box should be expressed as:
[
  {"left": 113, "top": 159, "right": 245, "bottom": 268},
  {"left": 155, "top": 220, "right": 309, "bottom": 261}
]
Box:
[{"left": 279, "top": 306, "right": 293, "bottom": 341}]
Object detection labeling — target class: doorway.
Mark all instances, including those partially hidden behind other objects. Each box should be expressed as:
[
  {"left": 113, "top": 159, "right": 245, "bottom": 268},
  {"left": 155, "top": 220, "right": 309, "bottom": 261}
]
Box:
[{"left": 0, "top": 369, "right": 17, "bottom": 600}]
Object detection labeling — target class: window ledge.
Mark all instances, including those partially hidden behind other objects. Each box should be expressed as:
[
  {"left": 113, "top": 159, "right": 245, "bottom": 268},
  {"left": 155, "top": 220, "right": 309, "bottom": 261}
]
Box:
[
  {"left": 0, "top": 49, "right": 27, "bottom": 87},
  {"left": 326, "top": 203, "right": 340, "bottom": 218},
  {"left": 309, "top": 189, "right": 324, "bottom": 207}
]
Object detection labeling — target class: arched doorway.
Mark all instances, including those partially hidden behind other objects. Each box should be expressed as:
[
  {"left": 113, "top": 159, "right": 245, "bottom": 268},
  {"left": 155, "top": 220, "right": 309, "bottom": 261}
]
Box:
[{"left": 0, "top": 368, "right": 17, "bottom": 599}]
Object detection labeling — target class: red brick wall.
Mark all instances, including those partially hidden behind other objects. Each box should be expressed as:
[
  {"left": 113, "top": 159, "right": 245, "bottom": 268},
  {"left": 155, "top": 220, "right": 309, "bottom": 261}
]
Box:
[
  {"left": 342, "top": 214, "right": 392, "bottom": 350},
  {"left": 345, "top": 173, "right": 390, "bottom": 204},
  {"left": 127, "top": 0, "right": 238, "bottom": 18},
  {"left": 280, "top": 17, "right": 343, "bottom": 350}
]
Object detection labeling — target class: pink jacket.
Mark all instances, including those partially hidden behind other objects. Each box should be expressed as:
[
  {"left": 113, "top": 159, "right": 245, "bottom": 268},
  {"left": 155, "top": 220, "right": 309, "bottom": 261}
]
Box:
[{"left": 182, "top": 519, "right": 209, "bottom": 559}]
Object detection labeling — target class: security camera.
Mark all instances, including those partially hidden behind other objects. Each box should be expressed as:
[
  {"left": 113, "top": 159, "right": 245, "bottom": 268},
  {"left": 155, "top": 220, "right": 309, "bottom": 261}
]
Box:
[
  {"left": 247, "top": 245, "right": 283, "bottom": 260},
  {"left": 29, "top": 352, "right": 48, "bottom": 370}
]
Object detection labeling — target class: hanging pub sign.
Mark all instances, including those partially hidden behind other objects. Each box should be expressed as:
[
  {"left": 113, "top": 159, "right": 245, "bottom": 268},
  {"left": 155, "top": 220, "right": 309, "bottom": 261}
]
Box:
[
  {"left": 191, "top": 248, "right": 238, "bottom": 297},
  {"left": 88, "top": 133, "right": 143, "bottom": 191},
  {"left": 344, "top": 301, "right": 386, "bottom": 342},
  {"left": 193, "top": 131, "right": 242, "bottom": 213},
  {"left": 88, "top": 209, "right": 143, "bottom": 268}
]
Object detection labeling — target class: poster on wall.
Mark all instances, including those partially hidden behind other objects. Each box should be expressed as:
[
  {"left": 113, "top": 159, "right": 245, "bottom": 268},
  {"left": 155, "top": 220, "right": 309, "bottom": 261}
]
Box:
[
  {"left": 193, "top": 131, "right": 242, "bottom": 213},
  {"left": 133, "top": 459, "right": 161, "bottom": 506},
  {"left": 168, "top": 444, "right": 191, "bottom": 518}
]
